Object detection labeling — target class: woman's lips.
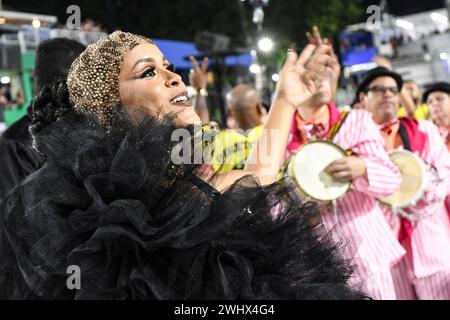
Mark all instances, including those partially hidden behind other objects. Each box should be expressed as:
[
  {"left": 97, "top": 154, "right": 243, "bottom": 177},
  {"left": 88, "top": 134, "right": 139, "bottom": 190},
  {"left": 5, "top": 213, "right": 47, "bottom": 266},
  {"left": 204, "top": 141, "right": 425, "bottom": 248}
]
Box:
[
  {"left": 169, "top": 91, "right": 193, "bottom": 107},
  {"left": 171, "top": 99, "right": 193, "bottom": 107}
]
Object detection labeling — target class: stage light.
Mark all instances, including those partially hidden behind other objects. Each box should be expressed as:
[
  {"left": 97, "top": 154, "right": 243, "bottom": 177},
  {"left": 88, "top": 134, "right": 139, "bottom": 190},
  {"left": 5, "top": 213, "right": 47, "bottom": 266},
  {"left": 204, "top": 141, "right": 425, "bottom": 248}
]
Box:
[
  {"left": 440, "top": 52, "right": 449, "bottom": 60},
  {"left": 431, "top": 12, "right": 448, "bottom": 24},
  {"left": 249, "top": 64, "right": 261, "bottom": 74},
  {"left": 32, "top": 18, "right": 41, "bottom": 28},
  {"left": 1, "top": 76, "right": 11, "bottom": 84},
  {"left": 396, "top": 19, "right": 414, "bottom": 30},
  {"left": 258, "top": 37, "right": 273, "bottom": 52}
]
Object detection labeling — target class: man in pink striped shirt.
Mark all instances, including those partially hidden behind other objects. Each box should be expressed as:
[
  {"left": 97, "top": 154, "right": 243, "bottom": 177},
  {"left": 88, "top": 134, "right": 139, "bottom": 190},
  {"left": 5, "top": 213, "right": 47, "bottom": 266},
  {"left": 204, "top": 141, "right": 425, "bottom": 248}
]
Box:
[
  {"left": 286, "top": 67, "right": 404, "bottom": 299},
  {"left": 423, "top": 83, "right": 450, "bottom": 220},
  {"left": 358, "top": 67, "right": 450, "bottom": 300}
]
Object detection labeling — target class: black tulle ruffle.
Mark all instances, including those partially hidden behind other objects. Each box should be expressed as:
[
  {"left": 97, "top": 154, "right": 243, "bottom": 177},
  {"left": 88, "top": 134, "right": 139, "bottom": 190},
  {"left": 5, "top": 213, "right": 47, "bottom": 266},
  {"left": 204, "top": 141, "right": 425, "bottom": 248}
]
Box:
[{"left": 0, "top": 111, "right": 366, "bottom": 300}]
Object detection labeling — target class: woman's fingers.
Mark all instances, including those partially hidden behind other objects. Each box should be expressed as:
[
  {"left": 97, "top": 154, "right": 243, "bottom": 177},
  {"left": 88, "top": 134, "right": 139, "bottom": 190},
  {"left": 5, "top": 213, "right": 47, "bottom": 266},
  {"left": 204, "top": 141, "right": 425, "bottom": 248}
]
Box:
[
  {"left": 189, "top": 56, "right": 200, "bottom": 71},
  {"left": 306, "top": 32, "right": 315, "bottom": 44},
  {"left": 328, "top": 40, "right": 336, "bottom": 55},
  {"left": 313, "top": 26, "right": 323, "bottom": 45},
  {"left": 310, "top": 44, "right": 333, "bottom": 61},
  {"left": 281, "top": 38, "right": 333, "bottom": 93},
  {"left": 190, "top": 55, "right": 209, "bottom": 74},
  {"left": 307, "top": 57, "right": 332, "bottom": 74},
  {"left": 289, "top": 41, "right": 331, "bottom": 72},
  {"left": 282, "top": 47, "right": 299, "bottom": 70},
  {"left": 201, "top": 57, "right": 209, "bottom": 73},
  {"left": 296, "top": 44, "right": 317, "bottom": 67},
  {"left": 306, "top": 47, "right": 333, "bottom": 73},
  {"left": 307, "top": 26, "right": 323, "bottom": 45}
]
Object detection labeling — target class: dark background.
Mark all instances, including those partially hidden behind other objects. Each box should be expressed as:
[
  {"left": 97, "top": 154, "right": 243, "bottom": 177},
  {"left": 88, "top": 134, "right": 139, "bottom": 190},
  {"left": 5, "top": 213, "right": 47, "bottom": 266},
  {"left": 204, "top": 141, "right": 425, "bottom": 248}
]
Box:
[{"left": 3, "top": 0, "right": 446, "bottom": 46}]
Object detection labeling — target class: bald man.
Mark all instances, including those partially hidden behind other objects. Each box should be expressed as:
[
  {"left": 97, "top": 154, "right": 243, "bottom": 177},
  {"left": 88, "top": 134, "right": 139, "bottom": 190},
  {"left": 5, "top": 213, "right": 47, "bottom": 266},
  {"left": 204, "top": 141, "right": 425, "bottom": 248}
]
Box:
[
  {"left": 373, "top": 55, "right": 393, "bottom": 70},
  {"left": 226, "top": 84, "right": 266, "bottom": 131},
  {"left": 209, "top": 85, "right": 266, "bottom": 173}
]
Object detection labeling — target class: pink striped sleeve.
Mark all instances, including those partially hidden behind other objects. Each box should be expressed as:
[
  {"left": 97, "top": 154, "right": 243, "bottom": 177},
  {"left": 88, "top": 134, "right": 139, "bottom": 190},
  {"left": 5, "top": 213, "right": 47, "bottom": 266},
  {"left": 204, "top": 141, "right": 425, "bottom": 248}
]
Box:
[
  {"left": 418, "top": 121, "right": 450, "bottom": 205},
  {"left": 349, "top": 111, "right": 402, "bottom": 198}
]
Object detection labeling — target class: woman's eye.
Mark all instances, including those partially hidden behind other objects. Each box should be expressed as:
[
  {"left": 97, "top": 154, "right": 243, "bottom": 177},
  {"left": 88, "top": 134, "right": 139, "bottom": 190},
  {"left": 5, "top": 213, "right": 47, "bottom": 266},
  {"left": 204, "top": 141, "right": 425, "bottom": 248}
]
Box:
[
  {"left": 141, "top": 68, "right": 156, "bottom": 78},
  {"left": 166, "top": 64, "right": 176, "bottom": 72}
]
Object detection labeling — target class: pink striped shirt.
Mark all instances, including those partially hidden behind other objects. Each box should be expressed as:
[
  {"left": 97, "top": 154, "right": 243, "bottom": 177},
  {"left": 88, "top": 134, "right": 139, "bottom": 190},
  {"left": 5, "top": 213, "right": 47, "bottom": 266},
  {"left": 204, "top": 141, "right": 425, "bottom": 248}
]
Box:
[
  {"left": 383, "top": 120, "right": 450, "bottom": 278},
  {"left": 287, "top": 109, "right": 405, "bottom": 276}
]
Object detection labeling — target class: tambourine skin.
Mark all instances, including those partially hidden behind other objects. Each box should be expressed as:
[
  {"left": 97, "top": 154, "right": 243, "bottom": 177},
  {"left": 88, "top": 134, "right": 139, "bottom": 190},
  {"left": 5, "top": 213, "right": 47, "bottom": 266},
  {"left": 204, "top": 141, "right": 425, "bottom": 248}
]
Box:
[
  {"left": 378, "top": 149, "right": 445, "bottom": 222},
  {"left": 281, "top": 141, "right": 351, "bottom": 204},
  {"left": 378, "top": 149, "right": 427, "bottom": 208}
]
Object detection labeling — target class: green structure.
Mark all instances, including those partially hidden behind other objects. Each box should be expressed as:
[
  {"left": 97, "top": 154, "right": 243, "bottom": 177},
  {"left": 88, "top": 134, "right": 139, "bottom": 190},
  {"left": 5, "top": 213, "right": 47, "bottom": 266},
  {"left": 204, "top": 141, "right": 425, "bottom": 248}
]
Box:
[{"left": 2, "top": 52, "right": 35, "bottom": 126}]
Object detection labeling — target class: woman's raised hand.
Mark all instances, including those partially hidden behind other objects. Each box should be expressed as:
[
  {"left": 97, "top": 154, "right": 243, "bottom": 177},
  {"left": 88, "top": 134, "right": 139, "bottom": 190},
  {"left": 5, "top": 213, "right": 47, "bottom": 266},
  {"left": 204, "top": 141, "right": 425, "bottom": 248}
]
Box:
[
  {"left": 275, "top": 42, "right": 334, "bottom": 110},
  {"left": 189, "top": 55, "right": 209, "bottom": 90}
]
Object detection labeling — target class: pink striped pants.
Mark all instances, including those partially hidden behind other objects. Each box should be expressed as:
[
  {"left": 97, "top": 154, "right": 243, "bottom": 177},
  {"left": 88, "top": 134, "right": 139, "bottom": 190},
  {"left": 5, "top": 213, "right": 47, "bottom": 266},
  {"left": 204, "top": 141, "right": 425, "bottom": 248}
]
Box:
[{"left": 391, "top": 241, "right": 450, "bottom": 300}]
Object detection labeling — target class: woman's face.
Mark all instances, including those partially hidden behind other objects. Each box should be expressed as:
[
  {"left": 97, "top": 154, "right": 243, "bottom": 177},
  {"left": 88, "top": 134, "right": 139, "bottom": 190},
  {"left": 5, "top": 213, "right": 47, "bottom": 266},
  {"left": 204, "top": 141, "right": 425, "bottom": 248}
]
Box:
[{"left": 119, "top": 43, "right": 201, "bottom": 126}]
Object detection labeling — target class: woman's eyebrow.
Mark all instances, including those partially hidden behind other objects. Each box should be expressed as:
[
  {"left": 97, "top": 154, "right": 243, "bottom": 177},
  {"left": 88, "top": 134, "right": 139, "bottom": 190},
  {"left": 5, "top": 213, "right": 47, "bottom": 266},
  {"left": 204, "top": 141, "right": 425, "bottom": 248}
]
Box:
[
  {"left": 132, "top": 56, "right": 168, "bottom": 71},
  {"left": 132, "top": 57, "right": 155, "bottom": 71}
]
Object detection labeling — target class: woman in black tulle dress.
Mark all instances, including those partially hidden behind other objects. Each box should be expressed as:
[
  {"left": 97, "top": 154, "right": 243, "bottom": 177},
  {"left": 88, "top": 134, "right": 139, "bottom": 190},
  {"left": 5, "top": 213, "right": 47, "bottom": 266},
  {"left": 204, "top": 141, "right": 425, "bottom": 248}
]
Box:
[{"left": 0, "top": 31, "right": 366, "bottom": 299}]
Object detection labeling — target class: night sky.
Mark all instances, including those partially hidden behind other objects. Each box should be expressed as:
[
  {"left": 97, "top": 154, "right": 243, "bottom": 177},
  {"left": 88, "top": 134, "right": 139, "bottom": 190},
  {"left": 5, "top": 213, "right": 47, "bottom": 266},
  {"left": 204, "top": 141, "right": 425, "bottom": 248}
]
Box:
[
  {"left": 2, "top": 0, "right": 448, "bottom": 43},
  {"left": 4, "top": 0, "right": 447, "bottom": 17},
  {"left": 363, "top": 0, "right": 447, "bottom": 15}
]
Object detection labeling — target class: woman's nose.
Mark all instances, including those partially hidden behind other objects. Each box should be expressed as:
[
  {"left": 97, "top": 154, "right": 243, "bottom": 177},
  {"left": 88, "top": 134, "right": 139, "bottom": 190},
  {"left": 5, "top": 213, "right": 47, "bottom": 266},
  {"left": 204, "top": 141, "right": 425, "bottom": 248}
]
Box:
[{"left": 166, "top": 72, "right": 182, "bottom": 88}]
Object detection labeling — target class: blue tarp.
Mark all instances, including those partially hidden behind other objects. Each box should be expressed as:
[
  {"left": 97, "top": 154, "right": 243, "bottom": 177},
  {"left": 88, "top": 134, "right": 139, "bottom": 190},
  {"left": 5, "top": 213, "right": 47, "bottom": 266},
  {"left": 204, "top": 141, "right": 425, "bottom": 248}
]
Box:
[
  {"left": 153, "top": 38, "right": 252, "bottom": 69},
  {"left": 341, "top": 47, "right": 378, "bottom": 67},
  {"left": 339, "top": 31, "right": 378, "bottom": 67}
]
